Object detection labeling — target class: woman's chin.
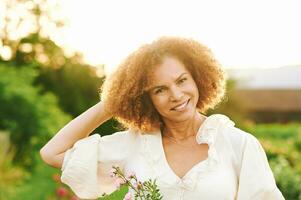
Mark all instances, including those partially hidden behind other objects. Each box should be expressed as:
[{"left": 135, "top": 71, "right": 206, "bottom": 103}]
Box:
[{"left": 164, "top": 109, "right": 197, "bottom": 123}]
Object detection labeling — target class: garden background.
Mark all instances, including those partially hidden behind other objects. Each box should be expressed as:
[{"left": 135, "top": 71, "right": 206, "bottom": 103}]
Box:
[{"left": 0, "top": 0, "right": 300, "bottom": 199}]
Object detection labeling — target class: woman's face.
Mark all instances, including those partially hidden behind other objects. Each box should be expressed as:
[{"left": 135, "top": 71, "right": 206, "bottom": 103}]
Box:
[{"left": 148, "top": 56, "right": 199, "bottom": 123}]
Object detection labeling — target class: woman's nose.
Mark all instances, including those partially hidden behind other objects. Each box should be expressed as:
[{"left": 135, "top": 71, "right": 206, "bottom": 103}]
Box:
[{"left": 169, "top": 86, "right": 184, "bottom": 101}]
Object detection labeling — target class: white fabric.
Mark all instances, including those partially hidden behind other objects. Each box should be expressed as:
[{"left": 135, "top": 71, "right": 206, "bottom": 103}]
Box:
[{"left": 61, "top": 114, "right": 285, "bottom": 200}]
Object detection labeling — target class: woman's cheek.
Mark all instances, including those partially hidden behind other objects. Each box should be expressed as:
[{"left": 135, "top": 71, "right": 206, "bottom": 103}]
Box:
[{"left": 153, "top": 96, "right": 168, "bottom": 114}]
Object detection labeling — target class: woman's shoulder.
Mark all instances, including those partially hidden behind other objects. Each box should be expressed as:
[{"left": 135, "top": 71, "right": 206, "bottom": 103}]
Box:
[
  {"left": 216, "top": 115, "right": 265, "bottom": 163},
  {"left": 224, "top": 124, "right": 258, "bottom": 146},
  {"left": 210, "top": 114, "right": 259, "bottom": 151},
  {"left": 223, "top": 126, "right": 254, "bottom": 151},
  {"left": 208, "top": 113, "right": 254, "bottom": 141}
]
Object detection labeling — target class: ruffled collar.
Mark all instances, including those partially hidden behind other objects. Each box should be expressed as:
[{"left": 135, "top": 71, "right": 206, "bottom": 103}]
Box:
[
  {"left": 195, "top": 114, "right": 235, "bottom": 145},
  {"left": 141, "top": 114, "right": 235, "bottom": 191}
]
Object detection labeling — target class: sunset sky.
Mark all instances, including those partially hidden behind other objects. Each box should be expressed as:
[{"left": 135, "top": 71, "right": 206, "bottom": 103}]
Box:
[{"left": 54, "top": 0, "right": 301, "bottom": 75}]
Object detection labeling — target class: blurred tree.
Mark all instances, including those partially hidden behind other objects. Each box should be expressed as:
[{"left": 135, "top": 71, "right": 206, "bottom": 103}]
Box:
[
  {"left": 0, "top": 0, "right": 65, "bottom": 62},
  {"left": 0, "top": 0, "right": 120, "bottom": 126},
  {"left": 0, "top": 63, "right": 72, "bottom": 168},
  {"left": 207, "top": 79, "right": 250, "bottom": 128},
  {"left": 0, "top": 131, "right": 27, "bottom": 199}
]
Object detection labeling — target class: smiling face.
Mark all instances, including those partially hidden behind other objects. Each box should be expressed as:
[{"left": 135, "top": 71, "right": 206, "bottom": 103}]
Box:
[{"left": 148, "top": 56, "right": 199, "bottom": 124}]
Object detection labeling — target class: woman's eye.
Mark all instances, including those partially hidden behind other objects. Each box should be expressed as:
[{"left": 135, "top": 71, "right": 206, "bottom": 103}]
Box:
[
  {"left": 154, "top": 88, "right": 163, "bottom": 94},
  {"left": 178, "top": 78, "right": 187, "bottom": 84}
]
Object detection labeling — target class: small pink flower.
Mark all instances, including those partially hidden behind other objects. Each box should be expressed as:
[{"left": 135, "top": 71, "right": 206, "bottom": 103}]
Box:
[
  {"left": 109, "top": 168, "right": 117, "bottom": 178},
  {"left": 126, "top": 171, "right": 136, "bottom": 179},
  {"left": 56, "top": 187, "right": 68, "bottom": 197},
  {"left": 123, "top": 192, "right": 132, "bottom": 200},
  {"left": 114, "top": 178, "right": 126, "bottom": 189},
  {"left": 132, "top": 181, "right": 138, "bottom": 189}
]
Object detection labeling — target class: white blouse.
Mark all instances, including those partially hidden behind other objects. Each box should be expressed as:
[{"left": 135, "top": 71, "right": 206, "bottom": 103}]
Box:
[{"left": 61, "top": 114, "right": 285, "bottom": 200}]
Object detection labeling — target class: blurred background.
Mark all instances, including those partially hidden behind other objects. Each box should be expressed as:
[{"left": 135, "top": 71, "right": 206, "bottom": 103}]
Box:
[{"left": 0, "top": 0, "right": 300, "bottom": 199}]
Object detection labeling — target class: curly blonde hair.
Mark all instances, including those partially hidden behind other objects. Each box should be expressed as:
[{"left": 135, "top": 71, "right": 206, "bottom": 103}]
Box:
[{"left": 101, "top": 36, "right": 227, "bottom": 133}]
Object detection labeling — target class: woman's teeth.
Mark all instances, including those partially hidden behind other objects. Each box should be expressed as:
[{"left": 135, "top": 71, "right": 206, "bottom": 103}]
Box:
[{"left": 172, "top": 100, "right": 189, "bottom": 111}]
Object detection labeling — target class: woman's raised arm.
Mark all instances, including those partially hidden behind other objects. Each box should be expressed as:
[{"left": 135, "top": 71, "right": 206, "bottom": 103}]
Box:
[{"left": 39, "top": 101, "right": 112, "bottom": 168}]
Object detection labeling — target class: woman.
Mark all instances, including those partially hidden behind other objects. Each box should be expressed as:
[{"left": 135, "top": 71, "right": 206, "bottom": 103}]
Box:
[{"left": 40, "top": 36, "right": 285, "bottom": 200}]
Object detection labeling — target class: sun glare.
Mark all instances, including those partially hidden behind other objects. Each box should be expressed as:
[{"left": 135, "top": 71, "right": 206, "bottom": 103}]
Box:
[{"left": 57, "top": 0, "right": 301, "bottom": 75}]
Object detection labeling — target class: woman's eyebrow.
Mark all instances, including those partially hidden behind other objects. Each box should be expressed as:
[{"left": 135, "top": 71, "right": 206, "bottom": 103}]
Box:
[
  {"left": 149, "top": 73, "right": 188, "bottom": 91},
  {"left": 175, "top": 72, "right": 188, "bottom": 81}
]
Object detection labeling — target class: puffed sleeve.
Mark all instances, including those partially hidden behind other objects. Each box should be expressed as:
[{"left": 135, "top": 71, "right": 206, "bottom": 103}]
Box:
[
  {"left": 60, "top": 130, "right": 139, "bottom": 200},
  {"left": 236, "top": 132, "right": 285, "bottom": 200}
]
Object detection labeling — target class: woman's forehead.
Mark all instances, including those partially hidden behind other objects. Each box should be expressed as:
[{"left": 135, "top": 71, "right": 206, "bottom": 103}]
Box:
[
  {"left": 153, "top": 57, "right": 187, "bottom": 75},
  {"left": 146, "top": 57, "right": 190, "bottom": 88}
]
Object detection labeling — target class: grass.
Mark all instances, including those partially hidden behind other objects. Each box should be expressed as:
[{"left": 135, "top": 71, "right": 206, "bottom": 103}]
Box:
[
  {"left": 9, "top": 152, "right": 128, "bottom": 200},
  {"left": 245, "top": 122, "right": 301, "bottom": 140},
  {"left": 10, "top": 153, "right": 59, "bottom": 200}
]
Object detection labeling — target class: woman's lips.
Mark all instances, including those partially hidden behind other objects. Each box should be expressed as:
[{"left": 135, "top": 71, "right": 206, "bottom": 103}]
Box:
[{"left": 171, "top": 99, "right": 190, "bottom": 111}]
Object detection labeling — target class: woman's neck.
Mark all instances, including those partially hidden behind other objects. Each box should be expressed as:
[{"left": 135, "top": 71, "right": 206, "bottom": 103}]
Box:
[{"left": 162, "top": 112, "right": 206, "bottom": 140}]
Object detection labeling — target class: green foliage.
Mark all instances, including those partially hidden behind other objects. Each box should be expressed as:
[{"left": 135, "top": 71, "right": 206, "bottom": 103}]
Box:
[
  {"left": 246, "top": 123, "right": 301, "bottom": 168},
  {"left": 0, "top": 63, "right": 71, "bottom": 168},
  {"left": 246, "top": 123, "right": 301, "bottom": 199},
  {"left": 294, "top": 131, "right": 301, "bottom": 152},
  {"left": 141, "top": 179, "right": 163, "bottom": 200},
  {"left": 0, "top": 132, "right": 28, "bottom": 199},
  {"left": 246, "top": 123, "right": 301, "bottom": 140},
  {"left": 9, "top": 152, "right": 62, "bottom": 200},
  {"left": 99, "top": 186, "right": 128, "bottom": 200},
  {"left": 2, "top": 31, "right": 118, "bottom": 135},
  {"left": 14, "top": 33, "right": 67, "bottom": 67},
  {"left": 270, "top": 156, "right": 301, "bottom": 200},
  {"left": 2, "top": 30, "right": 105, "bottom": 119},
  {"left": 1, "top": 0, "right": 121, "bottom": 137},
  {"left": 35, "top": 59, "right": 104, "bottom": 117}
]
